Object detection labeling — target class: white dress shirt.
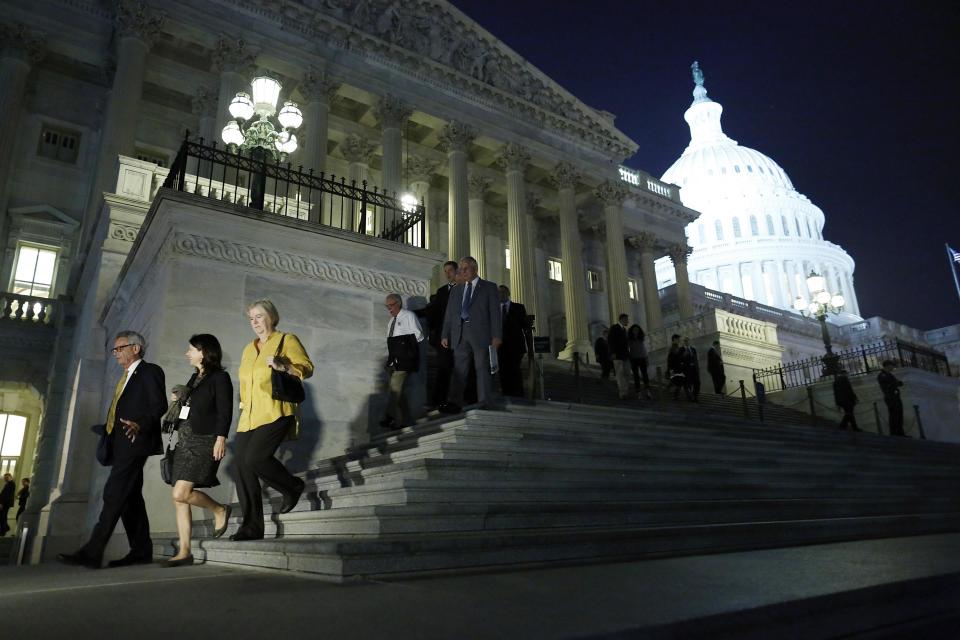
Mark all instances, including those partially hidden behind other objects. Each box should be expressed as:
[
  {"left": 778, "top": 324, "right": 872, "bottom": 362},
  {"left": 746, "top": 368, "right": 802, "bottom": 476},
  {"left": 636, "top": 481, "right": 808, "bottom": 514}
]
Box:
[
  {"left": 120, "top": 358, "right": 142, "bottom": 394},
  {"left": 462, "top": 276, "right": 480, "bottom": 306},
  {"left": 387, "top": 308, "right": 424, "bottom": 342}
]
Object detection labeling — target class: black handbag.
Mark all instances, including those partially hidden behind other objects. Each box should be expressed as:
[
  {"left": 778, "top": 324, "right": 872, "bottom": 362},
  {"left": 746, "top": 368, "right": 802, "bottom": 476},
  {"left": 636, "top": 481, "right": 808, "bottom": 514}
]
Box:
[
  {"left": 387, "top": 333, "right": 420, "bottom": 372},
  {"left": 271, "top": 334, "right": 305, "bottom": 403},
  {"left": 91, "top": 424, "right": 112, "bottom": 467},
  {"left": 160, "top": 430, "right": 178, "bottom": 486}
]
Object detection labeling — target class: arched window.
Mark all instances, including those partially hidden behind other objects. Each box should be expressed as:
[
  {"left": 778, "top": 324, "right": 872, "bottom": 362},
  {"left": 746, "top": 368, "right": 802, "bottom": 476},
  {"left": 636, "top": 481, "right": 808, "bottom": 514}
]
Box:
[
  {"left": 795, "top": 218, "right": 802, "bottom": 237},
  {"left": 782, "top": 215, "right": 790, "bottom": 236},
  {"left": 732, "top": 217, "right": 742, "bottom": 238},
  {"left": 698, "top": 223, "right": 706, "bottom": 245},
  {"left": 766, "top": 214, "right": 775, "bottom": 235},
  {"left": 749, "top": 215, "right": 759, "bottom": 236},
  {"left": 806, "top": 219, "right": 814, "bottom": 238},
  {"left": 715, "top": 219, "right": 724, "bottom": 241}
]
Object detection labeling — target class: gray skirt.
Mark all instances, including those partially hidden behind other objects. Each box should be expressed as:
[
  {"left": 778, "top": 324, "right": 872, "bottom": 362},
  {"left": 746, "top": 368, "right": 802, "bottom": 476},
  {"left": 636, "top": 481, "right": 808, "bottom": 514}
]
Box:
[{"left": 171, "top": 422, "right": 221, "bottom": 488}]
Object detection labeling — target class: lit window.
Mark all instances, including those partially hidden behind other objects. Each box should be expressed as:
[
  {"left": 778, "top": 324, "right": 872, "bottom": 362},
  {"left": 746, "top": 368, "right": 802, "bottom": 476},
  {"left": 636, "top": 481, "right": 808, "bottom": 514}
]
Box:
[
  {"left": 747, "top": 165, "right": 753, "bottom": 173},
  {"left": 766, "top": 215, "right": 775, "bottom": 235},
  {"left": 733, "top": 217, "right": 742, "bottom": 238},
  {"left": 12, "top": 243, "right": 58, "bottom": 298},
  {"left": 734, "top": 165, "right": 741, "bottom": 173},
  {"left": 628, "top": 280, "right": 638, "bottom": 300},
  {"left": 806, "top": 219, "right": 814, "bottom": 238},
  {"left": 715, "top": 220, "right": 724, "bottom": 241},
  {"left": 795, "top": 218, "right": 802, "bottom": 236},
  {"left": 782, "top": 215, "right": 790, "bottom": 236},
  {"left": 505, "top": 246, "right": 511, "bottom": 270},
  {"left": 749, "top": 215, "right": 759, "bottom": 236},
  {"left": 0, "top": 413, "right": 27, "bottom": 476},
  {"left": 547, "top": 258, "right": 562, "bottom": 282},
  {"left": 37, "top": 125, "right": 80, "bottom": 164},
  {"left": 587, "top": 269, "right": 603, "bottom": 291}
]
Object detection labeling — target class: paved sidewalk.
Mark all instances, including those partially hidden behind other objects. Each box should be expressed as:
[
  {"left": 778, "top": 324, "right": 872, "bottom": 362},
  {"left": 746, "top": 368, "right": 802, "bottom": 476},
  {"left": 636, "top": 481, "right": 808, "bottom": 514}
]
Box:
[{"left": 2, "top": 533, "right": 960, "bottom": 639}]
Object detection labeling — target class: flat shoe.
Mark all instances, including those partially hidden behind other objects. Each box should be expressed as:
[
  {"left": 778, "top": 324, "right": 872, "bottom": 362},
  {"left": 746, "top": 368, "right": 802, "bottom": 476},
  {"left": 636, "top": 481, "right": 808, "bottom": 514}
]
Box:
[
  {"left": 162, "top": 555, "right": 194, "bottom": 568},
  {"left": 280, "top": 477, "right": 306, "bottom": 514},
  {"left": 212, "top": 505, "right": 232, "bottom": 539}
]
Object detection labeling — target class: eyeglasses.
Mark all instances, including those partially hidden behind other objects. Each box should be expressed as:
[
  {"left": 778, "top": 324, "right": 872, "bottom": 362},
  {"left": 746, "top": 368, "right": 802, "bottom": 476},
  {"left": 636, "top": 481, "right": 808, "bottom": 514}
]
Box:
[{"left": 111, "top": 344, "right": 136, "bottom": 353}]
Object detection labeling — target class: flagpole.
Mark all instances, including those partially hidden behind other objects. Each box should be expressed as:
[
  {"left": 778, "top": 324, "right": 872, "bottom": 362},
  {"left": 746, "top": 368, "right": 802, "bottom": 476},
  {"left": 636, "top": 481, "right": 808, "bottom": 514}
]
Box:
[{"left": 948, "top": 243, "right": 960, "bottom": 303}]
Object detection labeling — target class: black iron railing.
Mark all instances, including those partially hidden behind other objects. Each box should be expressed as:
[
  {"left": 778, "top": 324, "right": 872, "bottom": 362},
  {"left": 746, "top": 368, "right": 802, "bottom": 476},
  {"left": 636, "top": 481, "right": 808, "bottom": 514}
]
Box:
[
  {"left": 753, "top": 339, "right": 952, "bottom": 392},
  {"left": 162, "top": 135, "right": 425, "bottom": 247}
]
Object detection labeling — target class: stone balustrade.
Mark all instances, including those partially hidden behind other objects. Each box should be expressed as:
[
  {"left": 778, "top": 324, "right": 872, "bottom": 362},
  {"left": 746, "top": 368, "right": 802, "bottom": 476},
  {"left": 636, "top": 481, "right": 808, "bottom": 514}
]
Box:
[
  {"left": 618, "top": 165, "right": 680, "bottom": 202},
  {"left": 0, "top": 292, "right": 56, "bottom": 324}
]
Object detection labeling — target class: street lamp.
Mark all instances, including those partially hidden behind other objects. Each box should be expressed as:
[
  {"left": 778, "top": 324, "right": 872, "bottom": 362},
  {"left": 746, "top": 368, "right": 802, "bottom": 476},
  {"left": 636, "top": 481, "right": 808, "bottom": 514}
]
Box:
[
  {"left": 220, "top": 75, "right": 302, "bottom": 210},
  {"left": 793, "top": 270, "right": 845, "bottom": 376}
]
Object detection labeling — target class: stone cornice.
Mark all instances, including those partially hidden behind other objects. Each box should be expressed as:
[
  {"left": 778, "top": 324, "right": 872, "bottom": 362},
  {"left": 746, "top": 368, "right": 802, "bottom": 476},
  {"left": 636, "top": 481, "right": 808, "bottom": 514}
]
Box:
[
  {"left": 437, "top": 120, "right": 476, "bottom": 153},
  {"left": 171, "top": 233, "right": 427, "bottom": 296},
  {"left": 0, "top": 22, "right": 47, "bottom": 64},
  {"left": 373, "top": 94, "right": 413, "bottom": 130}
]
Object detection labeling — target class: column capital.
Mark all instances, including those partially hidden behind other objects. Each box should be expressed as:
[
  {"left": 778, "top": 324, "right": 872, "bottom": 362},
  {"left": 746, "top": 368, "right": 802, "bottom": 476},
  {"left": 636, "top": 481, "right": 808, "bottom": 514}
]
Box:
[
  {"left": 299, "top": 67, "right": 340, "bottom": 105},
  {"left": 525, "top": 191, "right": 542, "bottom": 213},
  {"left": 497, "top": 142, "right": 531, "bottom": 172},
  {"left": 594, "top": 180, "right": 627, "bottom": 206},
  {"left": 667, "top": 242, "right": 693, "bottom": 264},
  {"left": 549, "top": 162, "right": 581, "bottom": 190},
  {"left": 374, "top": 94, "right": 413, "bottom": 130},
  {"left": 590, "top": 221, "right": 606, "bottom": 237},
  {"left": 628, "top": 231, "right": 659, "bottom": 252},
  {"left": 467, "top": 173, "right": 492, "bottom": 199},
  {"left": 340, "top": 134, "right": 376, "bottom": 164},
  {"left": 115, "top": 0, "right": 165, "bottom": 45},
  {"left": 438, "top": 120, "right": 476, "bottom": 153},
  {"left": 211, "top": 35, "right": 258, "bottom": 75},
  {"left": 408, "top": 154, "right": 439, "bottom": 184},
  {"left": 191, "top": 85, "right": 218, "bottom": 118},
  {"left": 0, "top": 22, "right": 46, "bottom": 64}
]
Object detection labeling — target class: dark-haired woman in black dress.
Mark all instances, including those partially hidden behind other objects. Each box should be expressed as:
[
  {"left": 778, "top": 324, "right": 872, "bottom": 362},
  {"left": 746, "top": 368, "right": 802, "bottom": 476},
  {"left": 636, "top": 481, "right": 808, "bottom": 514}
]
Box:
[{"left": 166, "top": 333, "right": 233, "bottom": 567}]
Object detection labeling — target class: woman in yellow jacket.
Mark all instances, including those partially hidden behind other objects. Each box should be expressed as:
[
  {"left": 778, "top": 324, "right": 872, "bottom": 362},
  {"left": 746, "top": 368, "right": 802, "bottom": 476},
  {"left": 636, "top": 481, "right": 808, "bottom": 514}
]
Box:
[{"left": 231, "top": 298, "right": 314, "bottom": 541}]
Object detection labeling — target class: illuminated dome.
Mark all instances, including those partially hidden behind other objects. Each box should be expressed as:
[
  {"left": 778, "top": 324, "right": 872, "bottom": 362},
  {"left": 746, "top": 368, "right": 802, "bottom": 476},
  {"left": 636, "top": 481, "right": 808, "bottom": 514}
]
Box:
[{"left": 655, "top": 62, "right": 862, "bottom": 320}]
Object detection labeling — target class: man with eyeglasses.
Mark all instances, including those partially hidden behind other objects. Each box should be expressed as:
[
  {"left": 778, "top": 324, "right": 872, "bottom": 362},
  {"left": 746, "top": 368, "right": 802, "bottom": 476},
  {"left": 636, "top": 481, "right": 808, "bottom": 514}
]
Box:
[
  {"left": 58, "top": 330, "right": 166, "bottom": 569},
  {"left": 381, "top": 293, "right": 424, "bottom": 431}
]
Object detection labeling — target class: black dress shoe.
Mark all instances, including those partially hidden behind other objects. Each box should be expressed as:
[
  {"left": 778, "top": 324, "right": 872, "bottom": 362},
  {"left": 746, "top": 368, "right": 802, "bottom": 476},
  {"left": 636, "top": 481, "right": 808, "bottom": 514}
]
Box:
[
  {"left": 107, "top": 554, "right": 153, "bottom": 568},
  {"left": 379, "top": 416, "right": 397, "bottom": 430},
  {"left": 280, "top": 477, "right": 306, "bottom": 514},
  {"left": 57, "top": 552, "right": 101, "bottom": 569},
  {"left": 229, "top": 530, "right": 263, "bottom": 541}
]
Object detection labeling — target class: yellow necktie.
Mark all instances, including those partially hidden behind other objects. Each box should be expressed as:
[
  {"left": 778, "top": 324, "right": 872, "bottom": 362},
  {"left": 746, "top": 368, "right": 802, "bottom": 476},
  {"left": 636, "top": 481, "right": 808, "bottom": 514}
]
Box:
[{"left": 105, "top": 371, "right": 127, "bottom": 434}]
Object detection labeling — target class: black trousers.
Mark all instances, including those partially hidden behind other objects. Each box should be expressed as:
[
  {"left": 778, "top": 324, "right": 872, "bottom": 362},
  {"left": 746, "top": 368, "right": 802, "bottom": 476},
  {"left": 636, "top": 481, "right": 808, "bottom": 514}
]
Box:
[
  {"left": 886, "top": 396, "right": 905, "bottom": 436},
  {"left": 499, "top": 352, "right": 525, "bottom": 398},
  {"left": 838, "top": 404, "right": 859, "bottom": 430},
  {"left": 685, "top": 369, "right": 701, "bottom": 400},
  {"left": 431, "top": 345, "right": 455, "bottom": 406},
  {"left": 0, "top": 506, "right": 10, "bottom": 534},
  {"left": 600, "top": 359, "right": 613, "bottom": 379},
  {"left": 710, "top": 372, "right": 726, "bottom": 395},
  {"left": 630, "top": 357, "right": 650, "bottom": 390},
  {"left": 234, "top": 416, "right": 298, "bottom": 536},
  {"left": 79, "top": 452, "right": 151, "bottom": 561}
]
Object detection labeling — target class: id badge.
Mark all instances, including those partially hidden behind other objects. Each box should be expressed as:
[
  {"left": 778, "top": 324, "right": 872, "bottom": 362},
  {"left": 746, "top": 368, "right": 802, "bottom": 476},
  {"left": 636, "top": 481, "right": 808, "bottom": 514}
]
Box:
[{"left": 179, "top": 405, "right": 190, "bottom": 420}]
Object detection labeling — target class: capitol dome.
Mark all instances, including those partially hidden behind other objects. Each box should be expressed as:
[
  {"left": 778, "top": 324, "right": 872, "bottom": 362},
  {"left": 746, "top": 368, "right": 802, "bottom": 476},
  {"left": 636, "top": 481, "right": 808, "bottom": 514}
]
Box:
[{"left": 654, "top": 63, "right": 861, "bottom": 320}]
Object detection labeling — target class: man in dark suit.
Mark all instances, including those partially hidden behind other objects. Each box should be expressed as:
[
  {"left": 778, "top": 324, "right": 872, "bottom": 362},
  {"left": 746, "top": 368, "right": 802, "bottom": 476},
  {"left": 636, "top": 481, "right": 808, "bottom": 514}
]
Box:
[
  {"left": 440, "top": 256, "right": 502, "bottom": 411},
  {"left": 608, "top": 314, "right": 630, "bottom": 400},
  {"left": 58, "top": 330, "right": 166, "bottom": 569},
  {"left": 0, "top": 474, "right": 14, "bottom": 536},
  {"left": 833, "top": 369, "right": 861, "bottom": 431},
  {"left": 497, "top": 285, "right": 532, "bottom": 397},
  {"left": 682, "top": 336, "right": 701, "bottom": 402},
  {"left": 707, "top": 340, "right": 726, "bottom": 395},
  {"left": 419, "top": 260, "right": 459, "bottom": 408},
  {"left": 878, "top": 360, "right": 905, "bottom": 436}
]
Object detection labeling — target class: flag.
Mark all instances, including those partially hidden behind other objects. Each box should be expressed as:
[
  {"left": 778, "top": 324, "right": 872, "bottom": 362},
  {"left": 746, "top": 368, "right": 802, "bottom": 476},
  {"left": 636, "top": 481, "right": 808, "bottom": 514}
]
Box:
[{"left": 948, "top": 244, "right": 960, "bottom": 303}]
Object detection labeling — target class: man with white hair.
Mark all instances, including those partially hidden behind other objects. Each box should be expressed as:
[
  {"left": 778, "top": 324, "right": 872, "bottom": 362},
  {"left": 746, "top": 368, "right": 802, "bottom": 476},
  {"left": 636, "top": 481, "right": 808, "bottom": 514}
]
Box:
[{"left": 381, "top": 293, "right": 424, "bottom": 430}]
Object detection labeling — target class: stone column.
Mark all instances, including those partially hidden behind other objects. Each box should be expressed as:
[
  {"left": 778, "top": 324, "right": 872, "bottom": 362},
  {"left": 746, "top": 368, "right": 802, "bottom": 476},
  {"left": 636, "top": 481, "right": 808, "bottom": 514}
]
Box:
[
  {"left": 551, "top": 163, "right": 590, "bottom": 360},
  {"left": 668, "top": 243, "right": 694, "bottom": 319},
  {"left": 485, "top": 209, "right": 507, "bottom": 287},
  {"left": 339, "top": 135, "right": 376, "bottom": 233},
  {"left": 373, "top": 95, "right": 411, "bottom": 199},
  {"left": 766, "top": 261, "right": 786, "bottom": 308},
  {"left": 595, "top": 180, "right": 630, "bottom": 324},
  {"left": 631, "top": 232, "right": 662, "bottom": 330},
  {"left": 751, "top": 262, "right": 766, "bottom": 304},
  {"left": 524, "top": 192, "right": 543, "bottom": 330},
  {"left": 191, "top": 86, "right": 218, "bottom": 143},
  {"left": 408, "top": 155, "right": 439, "bottom": 252},
  {"left": 211, "top": 36, "right": 257, "bottom": 141},
  {"left": 467, "top": 173, "right": 491, "bottom": 277},
  {"left": 438, "top": 121, "right": 475, "bottom": 261},
  {"left": 298, "top": 68, "right": 339, "bottom": 223},
  {"left": 844, "top": 272, "right": 860, "bottom": 316},
  {"left": 783, "top": 260, "right": 798, "bottom": 306},
  {"left": 497, "top": 143, "right": 536, "bottom": 320}
]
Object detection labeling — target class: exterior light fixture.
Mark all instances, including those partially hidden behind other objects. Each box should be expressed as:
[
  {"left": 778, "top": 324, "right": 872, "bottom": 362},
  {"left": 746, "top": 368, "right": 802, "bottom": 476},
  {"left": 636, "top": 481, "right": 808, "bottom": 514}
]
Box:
[{"left": 794, "top": 270, "right": 846, "bottom": 376}]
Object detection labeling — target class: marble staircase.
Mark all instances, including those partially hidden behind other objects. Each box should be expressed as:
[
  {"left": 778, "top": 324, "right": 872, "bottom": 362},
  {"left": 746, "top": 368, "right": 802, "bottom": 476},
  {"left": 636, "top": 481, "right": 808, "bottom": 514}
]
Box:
[{"left": 154, "top": 400, "right": 960, "bottom": 581}]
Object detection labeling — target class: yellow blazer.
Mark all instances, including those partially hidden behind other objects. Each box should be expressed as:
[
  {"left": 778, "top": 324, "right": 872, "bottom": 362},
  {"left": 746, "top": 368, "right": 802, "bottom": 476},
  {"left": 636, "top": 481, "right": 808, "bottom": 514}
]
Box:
[{"left": 237, "top": 332, "right": 314, "bottom": 437}]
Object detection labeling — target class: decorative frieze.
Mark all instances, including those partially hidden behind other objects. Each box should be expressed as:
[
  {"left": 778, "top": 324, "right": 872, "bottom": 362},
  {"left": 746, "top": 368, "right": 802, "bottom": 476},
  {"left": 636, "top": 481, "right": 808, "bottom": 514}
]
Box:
[
  {"left": 0, "top": 22, "right": 46, "bottom": 64},
  {"left": 407, "top": 155, "right": 439, "bottom": 184},
  {"left": 108, "top": 221, "right": 140, "bottom": 243},
  {"left": 373, "top": 94, "right": 413, "bottom": 129},
  {"left": 497, "top": 142, "right": 530, "bottom": 173},
  {"left": 550, "top": 162, "right": 581, "bottom": 191},
  {"left": 171, "top": 233, "right": 427, "bottom": 296},
  {"left": 211, "top": 35, "right": 258, "bottom": 75},
  {"left": 467, "top": 174, "right": 491, "bottom": 199},
  {"left": 339, "top": 135, "right": 377, "bottom": 164},
  {"left": 299, "top": 67, "right": 341, "bottom": 105},
  {"left": 437, "top": 121, "right": 476, "bottom": 153},
  {"left": 115, "top": 0, "right": 164, "bottom": 44}
]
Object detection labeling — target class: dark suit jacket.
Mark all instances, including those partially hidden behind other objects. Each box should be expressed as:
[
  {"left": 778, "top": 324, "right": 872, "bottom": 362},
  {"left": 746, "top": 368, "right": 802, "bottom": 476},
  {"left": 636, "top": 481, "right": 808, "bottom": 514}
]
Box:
[
  {"left": 111, "top": 360, "right": 167, "bottom": 458},
  {"left": 182, "top": 370, "right": 233, "bottom": 437},
  {"left": 833, "top": 375, "right": 858, "bottom": 409},
  {"left": 0, "top": 481, "right": 13, "bottom": 508},
  {"left": 423, "top": 282, "right": 454, "bottom": 348},
  {"left": 608, "top": 323, "right": 629, "bottom": 360},
  {"left": 707, "top": 347, "right": 724, "bottom": 375},
  {"left": 441, "top": 278, "right": 502, "bottom": 347},
  {"left": 499, "top": 301, "right": 531, "bottom": 361}
]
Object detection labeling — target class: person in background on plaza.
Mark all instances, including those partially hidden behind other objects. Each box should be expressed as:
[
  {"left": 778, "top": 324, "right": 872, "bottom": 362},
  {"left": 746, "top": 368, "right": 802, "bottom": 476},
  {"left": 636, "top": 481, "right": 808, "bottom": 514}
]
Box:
[
  {"left": 594, "top": 329, "right": 612, "bottom": 380},
  {"left": 832, "top": 368, "right": 861, "bottom": 432},
  {"left": 233, "top": 299, "right": 314, "bottom": 541},
  {"left": 608, "top": 314, "right": 631, "bottom": 400},
  {"left": 707, "top": 340, "right": 726, "bottom": 395},
  {"left": 682, "top": 336, "right": 701, "bottom": 402},
  {"left": 165, "top": 334, "right": 234, "bottom": 568},
  {"left": 878, "top": 360, "right": 905, "bottom": 436},
  {"left": 381, "top": 293, "right": 424, "bottom": 430},
  {"left": 666, "top": 334, "right": 687, "bottom": 400},
  {"left": 58, "top": 330, "right": 167, "bottom": 568},
  {"left": 627, "top": 324, "right": 651, "bottom": 399},
  {"left": 0, "top": 473, "right": 14, "bottom": 535},
  {"left": 498, "top": 285, "right": 532, "bottom": 398},
  {"left": 440, "top": 256, "right": 502, "bottom": 412},
  {"left": 419, "top": 260, "right": 459, "bottom": 408},
  {"left": 16, "top": 477, "right": 30, "bottom": 521}
]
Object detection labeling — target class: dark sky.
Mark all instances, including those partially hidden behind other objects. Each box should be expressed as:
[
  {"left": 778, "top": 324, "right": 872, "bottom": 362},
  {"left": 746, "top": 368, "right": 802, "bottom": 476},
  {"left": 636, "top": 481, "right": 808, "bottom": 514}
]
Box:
[{"left": 451, "top": 0, "right": 960, "bottom": 330}]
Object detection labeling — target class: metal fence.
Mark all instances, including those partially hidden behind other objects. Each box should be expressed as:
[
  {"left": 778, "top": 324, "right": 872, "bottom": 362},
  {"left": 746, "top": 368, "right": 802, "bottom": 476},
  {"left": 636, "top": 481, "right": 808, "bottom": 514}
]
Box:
[
  {"left": 162, "top": 135, "right": 426, "bottom": 247},
  {"left": 753, "top": 339, "right": 952, "bottom": 392}
]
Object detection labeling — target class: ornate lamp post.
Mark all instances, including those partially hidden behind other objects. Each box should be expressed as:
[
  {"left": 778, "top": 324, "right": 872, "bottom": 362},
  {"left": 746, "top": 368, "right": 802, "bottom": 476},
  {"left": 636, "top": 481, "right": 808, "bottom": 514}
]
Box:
[
  {"left": 793, "top": 271, "right": 846, "bottom": 376},
  {"left": 220, "top": 75, "right": 302, "bottom": 210}
]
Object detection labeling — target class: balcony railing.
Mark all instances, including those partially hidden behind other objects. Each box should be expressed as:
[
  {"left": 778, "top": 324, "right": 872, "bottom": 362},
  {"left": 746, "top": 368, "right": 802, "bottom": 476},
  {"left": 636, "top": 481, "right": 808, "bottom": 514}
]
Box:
[
  {"left": 0, "top": 293, "right": 56, "bottom": 324},
  {"left": 162, "top": 136, "right": 426, "bottom": 247},
  {"left": 753, "top": 339, "right": 951, "bottom": 392}
]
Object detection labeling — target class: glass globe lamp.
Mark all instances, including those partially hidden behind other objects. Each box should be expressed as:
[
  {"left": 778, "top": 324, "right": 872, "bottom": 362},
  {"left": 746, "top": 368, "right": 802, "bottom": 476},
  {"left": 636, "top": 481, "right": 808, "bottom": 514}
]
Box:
[
  {"left": 400, "top": 192, "right": 418, "bottom": 213},
  {"left": 221, "top": 120, "right": 244, "bottom": 146},
  {"left": 815, "top": 290, "right": 831, "bottom": 305},
  {"left": 277, "top": 101, "right": 303, "bottom": 129},
  {"left": 831, "top": 294, "right": 845, "bottom": 309},
  {"left": 274, "top": 131, "right": 298, "bottom": 155},
  {"left": 228, "top": 92, "right": 254, "bottom": 121}
]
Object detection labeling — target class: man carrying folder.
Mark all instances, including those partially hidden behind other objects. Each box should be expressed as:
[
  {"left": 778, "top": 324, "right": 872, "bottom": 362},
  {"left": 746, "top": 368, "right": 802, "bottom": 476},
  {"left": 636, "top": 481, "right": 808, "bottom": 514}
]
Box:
[{"left": 381, "top": 293, "right": 424, "bottom": 430}]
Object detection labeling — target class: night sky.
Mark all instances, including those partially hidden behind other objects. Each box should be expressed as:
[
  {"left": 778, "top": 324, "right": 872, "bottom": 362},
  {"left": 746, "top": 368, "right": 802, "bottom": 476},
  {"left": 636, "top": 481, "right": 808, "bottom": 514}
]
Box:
[{"left": 451, "top": 0, "right": 960, "bottom": 331}]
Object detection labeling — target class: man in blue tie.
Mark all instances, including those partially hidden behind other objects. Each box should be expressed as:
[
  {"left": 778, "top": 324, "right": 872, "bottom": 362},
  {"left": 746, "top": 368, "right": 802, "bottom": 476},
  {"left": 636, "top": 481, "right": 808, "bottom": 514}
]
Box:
[{"left": 440, "top": 256, "right": 503, "bottom": 412}]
